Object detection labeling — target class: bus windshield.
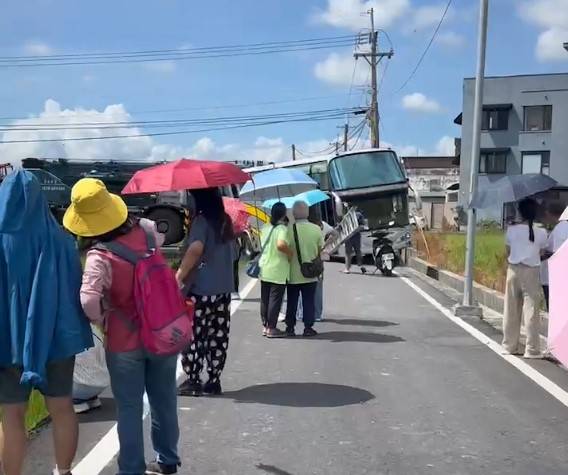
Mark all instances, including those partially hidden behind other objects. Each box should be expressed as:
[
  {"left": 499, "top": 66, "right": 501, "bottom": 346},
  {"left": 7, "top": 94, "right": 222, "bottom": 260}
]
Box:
[{"left": 329, "top": 151, "right": 405, "bottom": 191}]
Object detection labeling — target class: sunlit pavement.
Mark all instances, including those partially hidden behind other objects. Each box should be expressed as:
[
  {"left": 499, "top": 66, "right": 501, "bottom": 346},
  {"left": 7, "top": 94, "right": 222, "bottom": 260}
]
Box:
[{"left": 25, "top": 263, "right": 568, "bottom": 475}]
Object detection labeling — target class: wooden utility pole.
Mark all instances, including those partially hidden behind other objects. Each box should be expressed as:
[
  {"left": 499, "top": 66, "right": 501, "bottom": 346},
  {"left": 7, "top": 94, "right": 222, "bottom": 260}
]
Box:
[
  {"left": 343, "top": 123, "right": 349, "bottom": 151},
  {"left": 291, "top": 144, "right": 296, "bottom": 161},
  {"left": 354, "top": 8, "right": 393, "bottom": 148}
]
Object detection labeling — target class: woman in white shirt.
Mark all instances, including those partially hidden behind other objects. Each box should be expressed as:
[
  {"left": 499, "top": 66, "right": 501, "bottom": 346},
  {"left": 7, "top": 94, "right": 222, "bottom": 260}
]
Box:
[{"left": 503, "top": 198, "right": 548, "bottom": 358}]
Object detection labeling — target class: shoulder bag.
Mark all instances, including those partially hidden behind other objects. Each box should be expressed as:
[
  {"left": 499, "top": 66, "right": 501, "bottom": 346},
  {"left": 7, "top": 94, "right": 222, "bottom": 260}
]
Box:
[
  {"left": 246, "top": 225, "right": 276, "bottom": 279},
  {"left": 293, "top": 223, "right": 324, "bottom": 279}
]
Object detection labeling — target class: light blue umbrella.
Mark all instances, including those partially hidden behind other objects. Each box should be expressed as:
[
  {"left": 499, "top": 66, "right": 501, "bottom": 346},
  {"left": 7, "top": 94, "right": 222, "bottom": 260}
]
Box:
[
  {"left": 239, "top": 168, "right": 317, "bottom": 202},
  {"left": 263, "top": 189, "right": 330, "bottom": 209}
]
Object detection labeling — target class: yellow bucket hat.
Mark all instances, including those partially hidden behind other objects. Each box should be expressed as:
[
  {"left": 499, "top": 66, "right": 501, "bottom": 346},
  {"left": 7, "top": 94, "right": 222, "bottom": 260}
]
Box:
[{"left": 63, "top": 178, "right": 128, "bottom": 237}]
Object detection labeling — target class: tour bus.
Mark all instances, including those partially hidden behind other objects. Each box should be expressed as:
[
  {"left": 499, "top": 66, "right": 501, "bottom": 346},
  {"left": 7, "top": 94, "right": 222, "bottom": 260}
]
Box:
[{"left": 244, "top": 148, "right": 411, "bottom": 262}]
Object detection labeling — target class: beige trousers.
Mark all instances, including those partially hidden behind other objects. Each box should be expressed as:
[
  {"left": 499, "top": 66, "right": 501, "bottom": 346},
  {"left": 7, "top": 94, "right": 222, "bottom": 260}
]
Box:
[{"left": 502, "top": 264, "right": 542, "bottom": 356}]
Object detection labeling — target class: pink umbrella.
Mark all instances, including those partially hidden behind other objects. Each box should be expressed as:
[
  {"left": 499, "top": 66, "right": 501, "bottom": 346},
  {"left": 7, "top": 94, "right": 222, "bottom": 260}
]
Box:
[
  {"left": 548, "top": 240, "right": 568, "bottom": 365},
  {"left": 222, "top": 197, "right": 249, "bottom": 235}
]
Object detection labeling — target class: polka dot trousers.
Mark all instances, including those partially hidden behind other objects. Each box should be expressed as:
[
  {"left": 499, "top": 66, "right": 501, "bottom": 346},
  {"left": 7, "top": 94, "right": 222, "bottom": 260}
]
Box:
[{"left": 181, "top": 293, "right": 231, "bottom": 384}]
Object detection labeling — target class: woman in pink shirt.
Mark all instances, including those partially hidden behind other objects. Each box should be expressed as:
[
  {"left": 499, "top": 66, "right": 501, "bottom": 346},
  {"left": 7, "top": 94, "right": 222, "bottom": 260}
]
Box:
[{"left": 64, "top": 178, "right": 180, "bottom": 475}]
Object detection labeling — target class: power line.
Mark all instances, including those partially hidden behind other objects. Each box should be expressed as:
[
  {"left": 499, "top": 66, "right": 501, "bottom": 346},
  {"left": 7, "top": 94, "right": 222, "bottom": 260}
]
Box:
[
  {"left": 0, "top": 109, "right": 364, "bottom": 144},
  {"left": 0, "top": 107, "right": 364, "bottom": 131},
  {"left": 0, "top": 35, "right": 367, "bottom": 68},
  {"left": 394, "top": 0, "right": 453, "bottom": 93},
  {"left": 0, "top": 94, "right": 352, "bottom": 122},
  {"left": 0, "top": 35, "right": 360, "bottom": 61}
]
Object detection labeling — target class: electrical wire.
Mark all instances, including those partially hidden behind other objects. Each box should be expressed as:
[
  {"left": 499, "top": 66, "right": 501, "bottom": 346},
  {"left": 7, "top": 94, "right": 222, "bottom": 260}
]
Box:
[
  {"left": 0, "top": 107, "right": 364, "bottom": 132},
  {"left": 394, "top": 0, "right": 453, "bottom": 93},
  {"left": 0, "top": 109, "right": 362, "bottom": 144},
  {"left": 0, "top": 35, "right": 367, "bottom": 68},
  {"left": 0, "top": 94, "right": 352, "bottom": 122}
]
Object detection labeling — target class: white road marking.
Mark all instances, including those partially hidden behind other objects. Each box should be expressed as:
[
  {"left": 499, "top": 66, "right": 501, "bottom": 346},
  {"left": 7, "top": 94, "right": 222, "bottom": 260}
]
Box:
[
  {"left": 73, "top": 277, "right": 258, "bottom": 475},
  {"left": 400, "top": 275, "right": 568, "bottom": 408}
]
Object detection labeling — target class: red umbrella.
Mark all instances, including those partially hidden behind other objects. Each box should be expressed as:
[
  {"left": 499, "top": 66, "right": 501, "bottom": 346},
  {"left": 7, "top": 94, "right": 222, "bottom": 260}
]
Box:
[
  {"left": 122, "top": 158, "right": 250, "bottom": 194},
  {"left": 222, "top": 197, "right": 249, "bottom": 234}
]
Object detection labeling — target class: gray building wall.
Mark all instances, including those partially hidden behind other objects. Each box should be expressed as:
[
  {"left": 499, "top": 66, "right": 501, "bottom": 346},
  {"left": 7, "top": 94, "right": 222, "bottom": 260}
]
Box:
[{"left": 459, "top": 73, "right": 568, "bottom": 222}]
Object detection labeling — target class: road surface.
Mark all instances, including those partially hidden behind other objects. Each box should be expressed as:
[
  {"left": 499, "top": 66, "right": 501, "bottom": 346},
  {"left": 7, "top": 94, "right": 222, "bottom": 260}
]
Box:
[{"left": 23, "top": 263, "right": 568, "bottom": 475}]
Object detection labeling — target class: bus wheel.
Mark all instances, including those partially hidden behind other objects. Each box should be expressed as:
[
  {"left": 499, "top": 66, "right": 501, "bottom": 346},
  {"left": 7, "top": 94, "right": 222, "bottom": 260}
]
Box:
[{"left": 146, "top": 208, "right": 184, "bottom": 245}]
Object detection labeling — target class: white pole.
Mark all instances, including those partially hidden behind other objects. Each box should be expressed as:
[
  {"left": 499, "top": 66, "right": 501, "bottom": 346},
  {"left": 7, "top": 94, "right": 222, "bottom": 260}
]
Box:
[{"left": 462, "top": 0, "right": 489, "bottom": 309}]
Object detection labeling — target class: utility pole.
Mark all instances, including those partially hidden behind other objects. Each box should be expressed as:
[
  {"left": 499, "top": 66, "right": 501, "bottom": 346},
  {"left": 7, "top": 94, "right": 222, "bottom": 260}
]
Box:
[
  {"left": 343, "top": 123, "right": 349, "bottom": 151},
  {"left": 455, "top": 0, "right": 489, "bottom": 317},
  {"left": 291, "top": 144, "right": 296, "bottom": 161},
  {"left": 354, "top": 8, "right": 393, "bottom": 149}
]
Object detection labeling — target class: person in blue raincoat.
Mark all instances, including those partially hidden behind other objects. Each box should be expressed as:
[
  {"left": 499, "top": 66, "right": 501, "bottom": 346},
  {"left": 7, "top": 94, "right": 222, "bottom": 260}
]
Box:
[{"left": 0, "top": 170, "right": 92, "bottom": 475}]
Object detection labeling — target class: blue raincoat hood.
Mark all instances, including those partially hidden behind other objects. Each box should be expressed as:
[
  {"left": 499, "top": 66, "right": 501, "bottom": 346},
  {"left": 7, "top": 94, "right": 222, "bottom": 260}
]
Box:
[{"left": 0, "top": 170, "right": 93, "bottom": 388}]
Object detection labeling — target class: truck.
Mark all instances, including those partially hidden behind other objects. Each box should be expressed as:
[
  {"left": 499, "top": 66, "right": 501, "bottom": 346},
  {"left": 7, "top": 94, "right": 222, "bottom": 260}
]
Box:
[{"left": 20, "top": 158, "right": 189, "bottom": 245}]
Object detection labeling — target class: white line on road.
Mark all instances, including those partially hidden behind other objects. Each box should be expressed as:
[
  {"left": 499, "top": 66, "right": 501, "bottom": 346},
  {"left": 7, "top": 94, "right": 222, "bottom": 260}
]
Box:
[
  {"left": 400, "top": 275, "right": 568, "bottom": 408},
  {"left": 73, "top": 277, "right": 258, "bottom": 475}
]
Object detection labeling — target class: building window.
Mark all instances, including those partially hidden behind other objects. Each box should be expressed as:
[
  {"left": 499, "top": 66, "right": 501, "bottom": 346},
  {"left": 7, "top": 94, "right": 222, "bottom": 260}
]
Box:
[
  {"left": 479, "top": 151, "right": 507, "bottom": 174},
  {"left": 524, "top": 105, "right": 552, "bottom": 131},
  {"left": 522, "top": 151, "right": 550, "bottom": 175},
  {"left": 482, "top": 108, "right": 509, "bottom": 130}
]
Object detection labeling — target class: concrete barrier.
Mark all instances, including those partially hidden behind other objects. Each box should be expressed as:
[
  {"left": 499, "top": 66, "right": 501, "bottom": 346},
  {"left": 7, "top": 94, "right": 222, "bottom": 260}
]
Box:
[{"left": 408, "top": 256, "right": 505, "bottom": 313}]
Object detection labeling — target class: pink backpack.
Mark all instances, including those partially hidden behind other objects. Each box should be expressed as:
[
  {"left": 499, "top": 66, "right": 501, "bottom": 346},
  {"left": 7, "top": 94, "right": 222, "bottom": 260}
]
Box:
[{"left": 96, "top": 228, "right": 194, "bottom": 356}]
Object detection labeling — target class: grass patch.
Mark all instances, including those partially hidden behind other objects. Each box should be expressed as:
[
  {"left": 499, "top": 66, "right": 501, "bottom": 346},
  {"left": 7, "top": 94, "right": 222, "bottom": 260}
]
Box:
[{"left": 414, "top": 230, "right": 507, "bottom": 292}]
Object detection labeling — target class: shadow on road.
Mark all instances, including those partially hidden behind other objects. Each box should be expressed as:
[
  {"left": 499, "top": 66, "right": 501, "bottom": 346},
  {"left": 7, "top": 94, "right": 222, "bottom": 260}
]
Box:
[
  {"left": 256, "top": 464, "right": 294, "bottom": 475},
  {"left": 76, "top": 397, "right": 117, "bottom": 424},
  {"left": 323, "top": 317, "right": 399, "bottom": 328},
  {"left": 223, "top": 382, "right": 375, "bottom": 407},
  {"left": 315, "top": 331, "right": 404, "bottom": 344}
]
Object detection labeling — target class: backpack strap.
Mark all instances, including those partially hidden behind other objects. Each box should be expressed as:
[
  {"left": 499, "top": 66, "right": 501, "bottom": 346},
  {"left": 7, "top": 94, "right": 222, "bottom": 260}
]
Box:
[
  {"left": 293, "top": 224, "right": 303, "bottom": 266},
  {"left": 142, "top": 226, "right": 157, "bottom": 252},
  {"left": 93, "top": 241, "right": 141, "bottom": 265}
]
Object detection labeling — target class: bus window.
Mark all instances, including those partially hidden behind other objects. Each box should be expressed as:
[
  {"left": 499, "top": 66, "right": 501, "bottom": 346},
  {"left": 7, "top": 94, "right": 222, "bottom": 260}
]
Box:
[
  {"left": 329, "top": 151, "right": 405, "bottom": 191},
  {"left": 288, "top": 161, "right": 328, "bottom": 190},
  {"left": 310, "top": 161, "right": 329, "bottom": 190}
]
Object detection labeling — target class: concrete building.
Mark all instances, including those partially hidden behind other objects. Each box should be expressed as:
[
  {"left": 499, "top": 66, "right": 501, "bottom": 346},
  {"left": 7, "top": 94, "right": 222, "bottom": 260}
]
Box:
[
  {"left": 403, "top": 156, "right": 460, "bottom": 229},
  {"left": 457, "top": 73, "right": 568, "bottom": 222}
]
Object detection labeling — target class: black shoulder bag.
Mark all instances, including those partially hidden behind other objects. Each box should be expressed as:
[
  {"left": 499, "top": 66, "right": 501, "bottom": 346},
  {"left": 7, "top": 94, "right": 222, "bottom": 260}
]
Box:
[{"left": 293, "top": 223, "right": 324, "bottom": 279}]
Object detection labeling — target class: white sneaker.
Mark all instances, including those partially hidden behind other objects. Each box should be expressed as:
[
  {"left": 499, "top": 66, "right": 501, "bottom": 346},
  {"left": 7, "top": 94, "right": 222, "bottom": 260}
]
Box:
[
  {"left": 73, "top": 397, "right": 102, "bottom": 414},
  {"left": 523, "top": 353, "right": 543, "bottom": 359},
  {"left": 278, "top": 313, "right": 286, "bottom": 322}
]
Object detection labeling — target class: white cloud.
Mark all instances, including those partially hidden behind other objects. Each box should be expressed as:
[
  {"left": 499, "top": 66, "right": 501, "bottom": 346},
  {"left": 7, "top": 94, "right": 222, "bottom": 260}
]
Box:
[
  {"left": 408, "top": 3, "right": 454, "bottom": 32},
  {"left": 23, "top": 41, "right": 53, "bottom": 56},
  {"left": 382, "top": 135, "right": 455, "bottom": 157},
  {"left": 402, "top": 93, "right": 441, "bottom": 113},
  {"left": 314, "top": 53, "right": 368, "bottom": 87},
  {"left": 535, "top": 28, "right": 568, "bottom": 61},
  {"left": 315, "top": 0, "right": 410, "bottom": 31},
  {"left": 144, "top": 60, "right": 177, "bottom": 73},
  {"left": 435, "top": 135, "right": 455, "bottom": 155},
  {"left": 437, "top": 31, "right": 465, "bottom": 48},
  {"left": 519, "top": 0, "right": 568, "bottom": 62},
  {"left": 0, "top": 99, "right": 333, "bottom": 166}
]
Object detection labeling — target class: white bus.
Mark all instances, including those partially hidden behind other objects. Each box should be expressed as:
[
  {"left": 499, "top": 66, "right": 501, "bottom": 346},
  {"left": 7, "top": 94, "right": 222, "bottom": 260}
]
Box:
[{"left": 244, "top": 148, "right": 411, "bottom": 260}]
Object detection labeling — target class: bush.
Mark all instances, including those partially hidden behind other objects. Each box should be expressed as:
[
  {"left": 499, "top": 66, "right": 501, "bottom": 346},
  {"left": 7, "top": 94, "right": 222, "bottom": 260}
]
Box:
[{"left": 414, "top": 230, "right": 507, "bottom": 292}]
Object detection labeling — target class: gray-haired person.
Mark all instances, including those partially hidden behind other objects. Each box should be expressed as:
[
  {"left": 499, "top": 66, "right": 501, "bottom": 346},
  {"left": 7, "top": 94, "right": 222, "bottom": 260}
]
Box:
[{"left": 285, "top": 201, "right": 324, "bottom": 337}]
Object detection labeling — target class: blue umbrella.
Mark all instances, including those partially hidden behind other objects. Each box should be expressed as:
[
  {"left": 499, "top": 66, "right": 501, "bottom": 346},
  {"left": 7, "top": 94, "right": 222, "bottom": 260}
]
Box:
[
  {"left": 263, "top": 189, "right": 330, "bottom": 209},
  {"left": 470, "top": 174, "right": 558, "bottom": 209},
  {"left": 239, "top": 168, "right": 317, "bottom": 202}
]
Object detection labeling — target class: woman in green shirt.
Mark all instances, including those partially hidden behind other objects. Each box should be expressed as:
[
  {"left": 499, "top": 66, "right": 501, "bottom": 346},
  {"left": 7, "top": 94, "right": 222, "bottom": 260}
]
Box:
[{"left": 259, "top": 203, "right": 293, "bottom": 338}]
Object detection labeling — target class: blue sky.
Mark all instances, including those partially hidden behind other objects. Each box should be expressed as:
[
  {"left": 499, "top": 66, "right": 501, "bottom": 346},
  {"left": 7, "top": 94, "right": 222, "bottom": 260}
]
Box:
[{"left": 0, "top": 0, "right": 567, "bottom": 164}]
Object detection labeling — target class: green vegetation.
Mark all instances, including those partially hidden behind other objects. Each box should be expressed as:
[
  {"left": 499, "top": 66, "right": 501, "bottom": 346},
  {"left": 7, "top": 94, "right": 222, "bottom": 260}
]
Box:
[{"left": 414, "top": 230, "right": 507, "bottom": 292}]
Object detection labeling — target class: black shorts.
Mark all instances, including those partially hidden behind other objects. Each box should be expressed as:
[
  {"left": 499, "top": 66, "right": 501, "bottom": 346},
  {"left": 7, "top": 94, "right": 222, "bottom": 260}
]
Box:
[{"left": 0, "top": 357, "right": 75, "bottom": 405}]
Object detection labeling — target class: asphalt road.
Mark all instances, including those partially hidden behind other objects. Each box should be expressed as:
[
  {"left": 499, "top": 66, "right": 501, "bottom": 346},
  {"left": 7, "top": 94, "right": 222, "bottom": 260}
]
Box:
[{"left": 23, "top": 263, "right": 568, "bottom": 475}]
